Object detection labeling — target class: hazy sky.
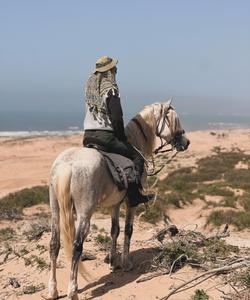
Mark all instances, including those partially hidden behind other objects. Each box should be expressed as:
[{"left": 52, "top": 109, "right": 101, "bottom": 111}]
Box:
[{"left": 0, "top": 0, "right": 250, "bottom": 116}]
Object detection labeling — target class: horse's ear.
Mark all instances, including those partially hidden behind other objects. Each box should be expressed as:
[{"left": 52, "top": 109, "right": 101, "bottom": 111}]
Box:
[{"left": 164, "top": 98, "right": 172, "bottom": 109}]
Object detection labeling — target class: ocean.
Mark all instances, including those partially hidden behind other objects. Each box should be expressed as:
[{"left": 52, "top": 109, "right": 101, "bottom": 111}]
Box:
[{"left": 0, "top": 111, "right": 250, "bottom": 137}]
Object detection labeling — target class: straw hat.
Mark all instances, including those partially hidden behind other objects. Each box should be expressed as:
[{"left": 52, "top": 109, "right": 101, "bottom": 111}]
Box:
[{"left": 95, "top": 56, "right": 118, "bottom": 73}]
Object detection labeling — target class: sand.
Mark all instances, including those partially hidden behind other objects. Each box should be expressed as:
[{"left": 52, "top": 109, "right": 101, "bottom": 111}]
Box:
[{"left": 0, "top": 129, "right": 250, "bottom": 300}]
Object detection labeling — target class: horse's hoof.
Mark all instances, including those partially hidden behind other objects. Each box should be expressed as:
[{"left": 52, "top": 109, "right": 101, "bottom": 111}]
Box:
[
  {"left": 104, "top": 253, "right": 109, "bottom": 264},
  {"left": 48, "top": 281, "right": 58, "bottom": 299},
  {"left": 68, "top": 294, "right": 79, "bottom": 300},
  {"left": 47, "top": 290, "right": 58, "bottom": 300},
  {"left": 109, "top": 255, "right": 122, "bottom": 271},
  {"left": 122, "top": 259, "right": 134, "bottom": 272},
  {"left": 67, "top": 283, "right": 78, "bottom": 300}
]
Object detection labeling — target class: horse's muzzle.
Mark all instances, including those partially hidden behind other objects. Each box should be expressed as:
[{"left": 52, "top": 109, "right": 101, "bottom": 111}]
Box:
[{"left": 174, "top": 136, "right": 190, "bottom": 152}]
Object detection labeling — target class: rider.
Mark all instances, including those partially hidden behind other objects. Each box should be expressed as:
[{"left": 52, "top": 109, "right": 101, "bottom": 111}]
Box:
[{"left": 83, "top": 55, "right": 153, "bottom": 207}]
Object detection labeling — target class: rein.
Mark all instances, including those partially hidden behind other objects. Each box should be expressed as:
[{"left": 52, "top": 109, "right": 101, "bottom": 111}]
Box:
[
  {"left": 147, "top": 151, "right": 179, "bottom": 176},
  {"left": 131, "top": 118, "right": 148, "bottom": 142},
  {"left": 130, "top": 103, "right": 183, "bottom": 177}
]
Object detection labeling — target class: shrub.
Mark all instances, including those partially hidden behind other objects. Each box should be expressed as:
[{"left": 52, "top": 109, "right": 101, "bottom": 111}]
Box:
[
  {"left": 0, "top": 186, "right": 49, "bottom": 219},
  {"left": 0, "top": 227, "right": 15, "bottom": 241}
]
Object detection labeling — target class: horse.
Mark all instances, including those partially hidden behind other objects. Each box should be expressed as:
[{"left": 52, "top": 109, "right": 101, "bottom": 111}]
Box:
[{"left": 47, "top": 100, "right": 190, "bottom": 300}]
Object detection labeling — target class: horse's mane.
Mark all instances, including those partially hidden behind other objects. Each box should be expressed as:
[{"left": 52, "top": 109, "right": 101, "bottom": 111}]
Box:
[
  {"left": 125, "top": 103, "right": 162, "bottom": 157},
  {"left": 125, "top": 102, "right": 183, "bottom": 157}
]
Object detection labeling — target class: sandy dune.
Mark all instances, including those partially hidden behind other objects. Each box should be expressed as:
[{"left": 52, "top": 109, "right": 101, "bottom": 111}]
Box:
[{"left": 0, "top": 129, "right": 250, "bottom": 300}]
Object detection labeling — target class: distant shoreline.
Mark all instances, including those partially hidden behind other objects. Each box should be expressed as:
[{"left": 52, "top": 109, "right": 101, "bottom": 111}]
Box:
[
  {"left": 0, "top": 127, "right": 249, "bottom": 139},
  {"left": 1, "top": 111, "right": 250, "bottom": 133},
  {"left": 0, "top": 130, "right": 83, "bottom": 138}
]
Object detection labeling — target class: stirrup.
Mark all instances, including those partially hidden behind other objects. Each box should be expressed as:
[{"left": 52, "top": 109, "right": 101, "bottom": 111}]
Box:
[{"left": 129, "top": 193, "right": 155, "bottom": 207}]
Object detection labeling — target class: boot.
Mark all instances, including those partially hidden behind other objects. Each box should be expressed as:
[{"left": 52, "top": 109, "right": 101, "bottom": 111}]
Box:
[{"left": 127, "top": 182, "right": 155, "bottom": 207}]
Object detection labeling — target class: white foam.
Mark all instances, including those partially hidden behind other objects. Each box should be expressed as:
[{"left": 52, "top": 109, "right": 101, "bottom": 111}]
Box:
[
  {"left": 0, "top": 130, "right": 82, "bottom": 138},
  {"left": 208, "top": 122, "right": 243, "bottom": 129}
]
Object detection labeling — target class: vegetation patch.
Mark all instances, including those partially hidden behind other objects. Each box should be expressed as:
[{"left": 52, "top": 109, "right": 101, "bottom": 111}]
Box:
[
  {"left": 207, "top": 210, "right": 250, "bottom": 230},
  {"left": 139, "top": 226, "right": 249, "bottom": 299},
  {"left": 0, "top": 242, "right": 13, "bottom": 264},
  {"left": 227, "top": 266, "right": 250, "bottom": 299},
  {"left": 0, "top": 150, "right": 249, "bottom": 230},
  {"left": 136, "top": 200, "right": 163, "bottom": 224},
  {"left": 202, "top": 239, "right": 239, "bottom": 261},
  {"left": 30, "top": 255, "right": 50, "bottom": 270},
  {"left": 0, "top": 186, "right": 49, "bottom": 220},
  {"left": 0, "top": 227, "right": 16, "bottom": 241},
  {"left": 191, "top": 289, "right": 209, "bottom": 300},
  {"left": 152, "top": 228, "right": 239, "bottom": 274},
  {"left": 95, "top": 233, "right": 111, "bottom": 245},
  {"left": 232, "top": 266, "right": 250, "bottom": 289},
  {"left": 23, "top": 222, "right": 50, "bottom": 241},
  {"left": 154, "top": 240, "right": 199, "bottom": 272},
  {"left": 36, "top": 244, "right": 47, "bottom": 254},
  {"left": 142, "top": 150, "right": 250, "bottom": 227},
  {"left": 22, "top": 283, "right": 45, "bottom": 294}
]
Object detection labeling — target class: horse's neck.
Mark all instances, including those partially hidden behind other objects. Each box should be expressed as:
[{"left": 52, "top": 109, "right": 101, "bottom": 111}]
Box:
[{"left": 125, "top": 111, "right": 156, "bottom": 158}]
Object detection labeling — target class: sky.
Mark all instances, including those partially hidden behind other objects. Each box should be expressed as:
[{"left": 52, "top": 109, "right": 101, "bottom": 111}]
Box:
[{"left": 0, "top": 0, "right": 250, "bottom": 117}]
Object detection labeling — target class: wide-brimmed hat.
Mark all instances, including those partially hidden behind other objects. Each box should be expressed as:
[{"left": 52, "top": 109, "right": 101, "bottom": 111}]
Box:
[{"left": 94, "top": 56, "right": 118, "bottom": 73}]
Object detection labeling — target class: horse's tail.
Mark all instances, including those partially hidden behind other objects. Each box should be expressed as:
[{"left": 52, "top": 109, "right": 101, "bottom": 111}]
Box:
[{"left": 56, "top": 165, "right": 90, "bottom": 281}]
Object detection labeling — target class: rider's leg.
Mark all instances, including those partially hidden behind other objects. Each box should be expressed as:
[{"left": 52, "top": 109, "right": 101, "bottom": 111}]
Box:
[{"left": 83, "top": 131, "right": 154, "bottom": 207}]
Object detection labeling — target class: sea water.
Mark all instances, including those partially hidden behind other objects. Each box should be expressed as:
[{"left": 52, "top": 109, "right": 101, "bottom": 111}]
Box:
[{"left": 0, "top": 111, "right": 249, "bottom": 137}]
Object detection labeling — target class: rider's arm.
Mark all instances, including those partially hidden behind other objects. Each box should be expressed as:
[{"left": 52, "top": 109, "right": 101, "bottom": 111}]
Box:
[{"left": 106, "top": 89, "right": 127, "bottom": 142}]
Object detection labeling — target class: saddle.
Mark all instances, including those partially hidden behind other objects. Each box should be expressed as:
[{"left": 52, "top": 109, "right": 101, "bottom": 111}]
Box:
[{"left": 85, "top": 144, "right": 139, "bottom": 191}]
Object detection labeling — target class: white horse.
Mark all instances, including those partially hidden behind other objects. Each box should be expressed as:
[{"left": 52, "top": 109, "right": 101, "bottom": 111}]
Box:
[{"left": 48, "top": 100, "right": 189, "bottom": 300}]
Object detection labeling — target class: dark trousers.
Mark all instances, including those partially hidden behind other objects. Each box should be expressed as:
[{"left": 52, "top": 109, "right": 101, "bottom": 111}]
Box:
[{"left": 83, "top": 130, "right": 144, "bottom": 176}]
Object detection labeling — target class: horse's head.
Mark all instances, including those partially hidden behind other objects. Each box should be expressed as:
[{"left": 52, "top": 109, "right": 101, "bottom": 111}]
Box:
[{"left": 154, "top": 99, "right": 190, "bottom": 152}]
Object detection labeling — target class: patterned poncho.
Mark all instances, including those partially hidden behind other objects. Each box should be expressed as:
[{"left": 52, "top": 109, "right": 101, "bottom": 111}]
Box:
[{"left": 84, "top": 71, "right": 119, "bottom": 130}]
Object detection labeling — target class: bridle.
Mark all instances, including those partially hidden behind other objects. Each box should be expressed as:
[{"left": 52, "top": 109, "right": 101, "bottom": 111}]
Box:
[
  {"left": 154, "top": 104, "right": 186, "bottom": 155},
  {"left": 154, "top": 104, "right": 174, "bottom": 155},
  {"left": 131, "top": 103, "right": 185, "bottom": 176}
]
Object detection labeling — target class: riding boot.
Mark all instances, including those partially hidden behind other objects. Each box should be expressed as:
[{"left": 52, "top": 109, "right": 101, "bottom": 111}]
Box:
[
  {"left": 133, "top": 156, "right": 144, "bottom": 178},
  {"left": 127, "top": 182, "right": 155, "bottom": 207},
  {"left": 133, "top": 156, "right": 145, "bottom": 187}
]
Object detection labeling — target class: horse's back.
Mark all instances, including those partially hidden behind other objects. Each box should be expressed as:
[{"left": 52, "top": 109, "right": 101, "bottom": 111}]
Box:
[{"left": 50, "top": 147, "right": 104, "bottom": 182}]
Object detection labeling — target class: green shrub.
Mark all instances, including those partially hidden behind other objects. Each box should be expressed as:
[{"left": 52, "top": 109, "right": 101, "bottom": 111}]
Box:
[
  {"left": 0, "top": 186, "right": 49, "bottom": 219},
  {"left": 141, "top": 150, "right": 250, "bottom": 226},
  {"left": 136, "top": 201, "right": 163, "bottom": 224},
  {"left": 224, "top": 169, "right": 250, "bottom": 191},
  {"left": 203, "top": 239, "right": 239, "bottom": 261},
  {"left": 95, "top": 233, "right": 111, "bottom": 244},
  {"left": 0, "top": 227, "right": 15, "bottom": 241},
  {"left": 198, "top": 183, "right": 233, "bottom": 197},
  {"left": 207, "top": 210, "right": 250, "bottom": 230},
  {"left": 221, "top": 196, "right": 238, "bottom": 208},
  {"left": 239, "top": 193, "right": 250, "bottom": 211},
  {"left": 191, "top": 289, "right": 209, "bottom": 300},
  {"left": 206, "top": 210, "right": 237, "bottom": 227}
]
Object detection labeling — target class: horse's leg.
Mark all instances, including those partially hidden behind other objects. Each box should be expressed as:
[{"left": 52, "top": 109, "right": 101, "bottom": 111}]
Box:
[
  {"left": 109, "top": 202, "right": 121, "bottom": 270},
  {"left": 122, "top": 202, "right": 136, "bottom": 271},
  {"left": 48, "top": 185, "right": 60, "bottom": 299},
  {"left": 67, "top": 215, "right": 90, "bottom": 300}
]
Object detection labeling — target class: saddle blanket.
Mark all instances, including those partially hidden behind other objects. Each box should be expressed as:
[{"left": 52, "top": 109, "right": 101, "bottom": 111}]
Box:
[{"left": 85, "top": 144, "right": 139, "bottom": 190}]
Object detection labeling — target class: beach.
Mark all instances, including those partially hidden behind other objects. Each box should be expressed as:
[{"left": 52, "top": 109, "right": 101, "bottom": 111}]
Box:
[
  {"left": 0, "top": 134, "right": 82, "bottom": 198},
  {"left": 0, "top": 128, "right": 250, "bottom": 300},
  {"left": 1, "top": 129, "right": 250, "bottom": 198}
]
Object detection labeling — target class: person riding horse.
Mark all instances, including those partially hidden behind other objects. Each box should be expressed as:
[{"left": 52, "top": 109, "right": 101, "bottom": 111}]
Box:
[{"left": 83, "top": 55, "right": 153, "bottom": 207}]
